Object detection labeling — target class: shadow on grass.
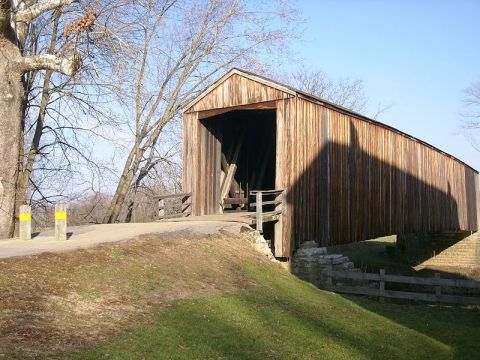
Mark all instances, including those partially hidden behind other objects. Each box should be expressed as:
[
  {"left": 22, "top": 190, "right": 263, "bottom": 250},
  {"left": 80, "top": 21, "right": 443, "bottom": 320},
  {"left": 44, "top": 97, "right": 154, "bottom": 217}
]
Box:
[
  {"left": 344, "top": 294, "right": 480, "bottom": 359},
  {"left": 59, "top": 263, "right": 480, "bottom": 360},
  {"left": 328, "top": 235, "right": 477, "bottom": 280}
]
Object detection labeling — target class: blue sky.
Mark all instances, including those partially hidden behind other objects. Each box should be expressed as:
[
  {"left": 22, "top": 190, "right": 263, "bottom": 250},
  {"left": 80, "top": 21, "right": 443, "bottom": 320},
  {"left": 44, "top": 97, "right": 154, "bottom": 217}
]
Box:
[{"left": 293, "top": 0, "right": 480, "bottom": 169}]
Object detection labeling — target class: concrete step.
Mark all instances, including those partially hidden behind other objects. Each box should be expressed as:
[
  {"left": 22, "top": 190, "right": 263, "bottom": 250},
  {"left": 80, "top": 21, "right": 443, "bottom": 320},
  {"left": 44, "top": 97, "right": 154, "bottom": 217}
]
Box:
[
  {"left": 337, "top": 261, "right": 355, "bottom": 270},
  {"left": 295, "top": 247, "right": 328, "bottom": 257},
  {"left": 295, "top": 255, "right": 349, "bottom": 265},
  {"left": 331, "top": 255, "right": 350, "bottom": 265},
  {"left": 300, "top": 240, "right": 320, "bottom": 249}
]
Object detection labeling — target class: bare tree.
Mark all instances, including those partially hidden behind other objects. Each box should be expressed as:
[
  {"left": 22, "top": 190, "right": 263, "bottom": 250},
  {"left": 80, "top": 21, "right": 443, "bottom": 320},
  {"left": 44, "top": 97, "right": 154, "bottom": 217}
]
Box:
[
  {"left": 288, "top": 66, "right": 394, "bottom": 120},
  {"left": 0, "top": 0, "right": 83, "bottom": 238},
  {"left": 462, "top": 81, "right": 480, "bottom": 122},
  {"left": 13, "top": 1, "right": 126, "bottom": 234},
  {"left": 289, "top": 67, "right": 368, "bottom": 113},
  {"left": 102, "top": 0, "right": 298, "bottom": 224},
  {"left": 460, "top": 80, "right": 480, "bottom": 151}
]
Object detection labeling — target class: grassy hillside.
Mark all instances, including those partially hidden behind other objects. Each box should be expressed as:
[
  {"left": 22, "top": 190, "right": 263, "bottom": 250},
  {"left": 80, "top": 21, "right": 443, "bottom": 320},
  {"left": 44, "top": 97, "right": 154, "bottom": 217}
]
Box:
[
  {"left": 328, "top": 236, "right": 480, "bottom": 280},
  {"left": 0, "top": 231, "right": 479, "bottom": 359}
]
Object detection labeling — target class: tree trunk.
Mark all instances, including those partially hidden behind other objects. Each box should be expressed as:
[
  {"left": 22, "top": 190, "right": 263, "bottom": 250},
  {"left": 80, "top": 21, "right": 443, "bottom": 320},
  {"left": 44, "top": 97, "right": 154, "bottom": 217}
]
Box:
[
  {"left": 0, "top": 1, "right": 81, "bottom": 238},
  {"left": 0, "top": 34, "right": 24, "bottom": 238},
  {"left": 123, "top": 162, "right": 153, "bottom": 223},
  {"left": 13, "top": 69, "right": 54, "bottom": 234},
  {"left": 124, "top": 196, "right": 135, "bottom": 223},
  {"left": 13, "top": 11, "right": 60, "bottom": 235},
  {"left": 102, "top": 145, "right": 144, "bottom": 223}
]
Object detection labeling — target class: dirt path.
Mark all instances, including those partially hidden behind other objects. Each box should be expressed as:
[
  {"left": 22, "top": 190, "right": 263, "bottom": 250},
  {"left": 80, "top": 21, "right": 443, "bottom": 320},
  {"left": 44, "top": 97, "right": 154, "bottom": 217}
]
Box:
[{"left": 0, "top": 221, "right": 248, "bottom": 259}]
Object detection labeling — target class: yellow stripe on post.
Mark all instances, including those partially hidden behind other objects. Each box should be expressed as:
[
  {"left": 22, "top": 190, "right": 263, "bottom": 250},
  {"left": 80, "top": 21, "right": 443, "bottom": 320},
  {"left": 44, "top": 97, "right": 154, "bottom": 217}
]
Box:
[
  {"left": 55, "top": 203, "right": 67, "bottom": 241},
  {"left": 54, "top": 212, "right": 67, "bottom": 220},
  {"left": 19, "top": 213, "right": 31, "bottom": 221},
  {"left": 19, "top": 204, "right": 32, "bottom": 240}
]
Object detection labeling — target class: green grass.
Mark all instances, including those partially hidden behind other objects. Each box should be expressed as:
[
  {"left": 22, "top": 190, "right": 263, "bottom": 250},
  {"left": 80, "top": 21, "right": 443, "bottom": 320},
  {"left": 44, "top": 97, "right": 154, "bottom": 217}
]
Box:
[
  {"left": 327, "top": 235, "right": 476, "bottom": 279},
  {"left": 328, "top": 236, "right": 417, "bottom": 274},
  {"left": 57, "top": 262, "right": 480, "bottom": 360},
  {"left": 2, "top": 233, "right": 478, "bottom": 359}
]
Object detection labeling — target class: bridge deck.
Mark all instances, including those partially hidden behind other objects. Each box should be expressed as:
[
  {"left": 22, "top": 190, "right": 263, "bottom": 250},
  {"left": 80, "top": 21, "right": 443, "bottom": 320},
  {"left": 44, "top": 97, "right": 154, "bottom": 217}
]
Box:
[{"left": 157, "top": 211, "right": 280, "bottom": 225}]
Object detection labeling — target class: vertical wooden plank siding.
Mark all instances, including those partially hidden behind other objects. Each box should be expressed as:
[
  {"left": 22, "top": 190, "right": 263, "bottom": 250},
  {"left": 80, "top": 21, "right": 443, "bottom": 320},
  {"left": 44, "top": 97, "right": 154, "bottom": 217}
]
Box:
[
  {"left": 183, "top": 113, "right": 221, "bottom": 216},
  {"left": 190, "top": 73, "right": 290, "bottom": 112},
  {"left": 271, "top": 95, "right": 478, "bottom": 250},
  {"left": 195, "top": 119, "right": 221, "bottom": 215},
  {"left": 325, "top": 109, "right": 478, "bottom": 245},
  {"left": 279, "top": 97, "right": 327, "bottom": 253},
  {"left": 184, "top": 70, "right": 479, "bottom": 256},
  {"left": 277, "top": 98, "right": 293, "bottom": 256},
  {"left": 183, "top": 112, "right": 198, "bottom": 215}
]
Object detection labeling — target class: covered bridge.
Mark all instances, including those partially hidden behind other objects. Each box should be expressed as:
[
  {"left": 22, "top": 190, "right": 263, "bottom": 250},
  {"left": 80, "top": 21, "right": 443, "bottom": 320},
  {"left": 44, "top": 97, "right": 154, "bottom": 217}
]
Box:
[{"left": 182, "top": 68, "right": 479, "bottom": 259}]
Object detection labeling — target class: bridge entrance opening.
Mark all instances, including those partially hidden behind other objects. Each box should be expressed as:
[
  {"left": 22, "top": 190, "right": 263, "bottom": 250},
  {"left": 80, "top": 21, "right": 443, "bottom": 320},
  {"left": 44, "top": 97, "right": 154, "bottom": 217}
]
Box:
[{"left": 200, "top": 109, "right": 277, "bottom": 213}]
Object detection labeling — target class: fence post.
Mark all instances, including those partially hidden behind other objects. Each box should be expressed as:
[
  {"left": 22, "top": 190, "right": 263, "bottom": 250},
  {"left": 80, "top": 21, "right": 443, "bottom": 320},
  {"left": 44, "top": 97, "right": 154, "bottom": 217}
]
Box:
[
  {"left": 55, "top": 203, "right": 67, "bottom": 241},
  {"left": 256, "top": 191, "right": 263, "bottom": 233},
  {"left": 379, "top": 269, "right": 386, "bottom": 303},
  {"left": 158, "top": 198, "right": 165, "bottom": 219},
  {"left": 434, "top": 273, "right": 441, "bottom": 300},
  {"left": 19, "top": 205, "right": 31, "bottom": 240}
]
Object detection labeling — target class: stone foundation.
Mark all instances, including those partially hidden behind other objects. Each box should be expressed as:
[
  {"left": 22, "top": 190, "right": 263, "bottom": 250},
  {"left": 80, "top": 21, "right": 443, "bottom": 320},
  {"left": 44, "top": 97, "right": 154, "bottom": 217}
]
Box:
[{"left": 292, "top": 241, "right": 357, "bottom": 287}]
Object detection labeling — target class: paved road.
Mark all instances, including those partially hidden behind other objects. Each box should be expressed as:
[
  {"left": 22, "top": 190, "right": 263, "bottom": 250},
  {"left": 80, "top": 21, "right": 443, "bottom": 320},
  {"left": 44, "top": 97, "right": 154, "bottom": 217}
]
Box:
[{"left": 0, "top": 221, "right": 247, "bottom": 259}]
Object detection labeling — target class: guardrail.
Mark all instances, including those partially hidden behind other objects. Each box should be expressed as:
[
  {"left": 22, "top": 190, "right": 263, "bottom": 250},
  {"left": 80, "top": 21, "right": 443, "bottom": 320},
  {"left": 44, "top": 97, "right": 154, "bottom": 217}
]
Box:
[
  {"left": 325, "top": 264, "right": 480, "bottom": 305},
  {"left": 249, "top": 189, "right": 285, "bottom": 233},
  {"left": 154, "top": 192, "right": 192, "bottom": 220}
]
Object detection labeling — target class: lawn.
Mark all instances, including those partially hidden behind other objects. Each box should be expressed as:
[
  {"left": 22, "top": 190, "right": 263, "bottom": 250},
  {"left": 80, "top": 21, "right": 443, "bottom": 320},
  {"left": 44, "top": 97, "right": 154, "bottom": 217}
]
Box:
[
  {"left": 327, "top": 236, "right": 414, "bottom": 274},
  {"left": 0, "top": 232, "right": 479, "bottom": 359},
  {"left": 63, "top": 262, "right": 480, "bottom": 360},
  {"left": 327, "top": 235, "right": 480, "bottom": 280}
]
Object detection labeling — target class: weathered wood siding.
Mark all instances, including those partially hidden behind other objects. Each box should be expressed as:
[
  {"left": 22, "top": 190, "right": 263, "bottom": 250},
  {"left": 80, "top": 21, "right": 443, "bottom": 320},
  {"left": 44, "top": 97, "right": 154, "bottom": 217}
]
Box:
[
  {"left": 325, "top": 106, "right": 478, "bottom": 245},
  {"left": 187, "top": 73, "right": 291, "bottom": 113},
  {"left": 184, "top": 71, "right": 291, "bottom": 217},
  {"left": 184, "top": 69, "right": 479, "bottom": 257},
  {"left": 278, "top": 97, "right": 329, "bottom": 255},
  {"left": 183, "top": 113, "right": 221, "bottom": 216},
  {"left": 282, "top": 97, "right": 479, "bottom": 248},
  {"left": 183, "top": 112, "right": 198, "bottom": 212}
]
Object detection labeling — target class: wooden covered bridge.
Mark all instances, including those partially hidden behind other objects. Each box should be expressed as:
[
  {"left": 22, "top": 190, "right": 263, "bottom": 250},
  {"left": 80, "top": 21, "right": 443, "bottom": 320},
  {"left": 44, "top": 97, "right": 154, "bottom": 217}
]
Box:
[{"left": 169, "top": 68, "right": 479, "bottom": 259}]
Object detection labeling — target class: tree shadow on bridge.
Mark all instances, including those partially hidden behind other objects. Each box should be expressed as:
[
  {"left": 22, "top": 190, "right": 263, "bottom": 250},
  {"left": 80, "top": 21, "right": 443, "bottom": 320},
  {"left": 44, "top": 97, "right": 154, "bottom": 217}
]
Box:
[{"left": 286, "top": 119, "right": 478, "bottom": 255}]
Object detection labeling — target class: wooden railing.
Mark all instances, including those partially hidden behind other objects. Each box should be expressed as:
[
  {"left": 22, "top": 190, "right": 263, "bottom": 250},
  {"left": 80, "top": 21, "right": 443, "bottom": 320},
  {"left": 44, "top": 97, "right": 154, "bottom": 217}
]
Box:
[
  {"left": 154, "top": 192, "right": 192, "bottom": 220},
  {"left": 249, "top": 189, "right": 285, "bottom": 233},
  {"left": 325, "top": 264, "right": 480, "bottom": 305}
]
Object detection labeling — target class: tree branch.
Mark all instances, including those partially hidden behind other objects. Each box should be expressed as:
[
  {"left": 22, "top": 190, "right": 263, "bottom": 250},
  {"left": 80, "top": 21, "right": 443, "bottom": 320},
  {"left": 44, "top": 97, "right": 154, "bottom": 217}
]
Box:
[
  {"left": 18, "top": 53, "right": 82, "bottom": 76},
  {"left": 14, "top": 0, "right": 78, "bottom": 23}
]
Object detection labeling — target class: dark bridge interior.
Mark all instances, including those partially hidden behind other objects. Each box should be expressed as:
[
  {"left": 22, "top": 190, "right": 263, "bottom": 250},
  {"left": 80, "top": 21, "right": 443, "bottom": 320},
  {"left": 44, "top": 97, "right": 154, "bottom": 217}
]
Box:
[{"left": 201, "top": 109, "right": 276, "bottom": 210}]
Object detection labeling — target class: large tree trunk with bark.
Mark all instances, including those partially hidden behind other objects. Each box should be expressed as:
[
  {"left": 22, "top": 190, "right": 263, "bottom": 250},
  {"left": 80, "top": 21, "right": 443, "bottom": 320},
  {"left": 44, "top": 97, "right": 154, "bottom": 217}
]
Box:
[
  {"left": 102, "top": 146, "right": 144, "bottom": 223},
  {"left": 0, "top": 0, "right": 82, "bottom": 238},
  {"left": 0, "top": 9, "right": 24, "bottom": 238},
  {"left": 13, "top": 69, "right": 54, "bottom": 233},
  {"left": 13, "top": 10, "right": 61, "bottom": 234}
]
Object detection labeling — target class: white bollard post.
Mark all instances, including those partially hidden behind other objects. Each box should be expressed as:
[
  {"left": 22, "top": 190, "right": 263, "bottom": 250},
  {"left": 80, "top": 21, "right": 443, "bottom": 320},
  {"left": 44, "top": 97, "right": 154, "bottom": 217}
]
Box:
[
  {"left": 19, "top": 205, "right": 32, "bottom": 240},
  {"left": 55, "top": 203, "right": 67, "bottom": 241}
]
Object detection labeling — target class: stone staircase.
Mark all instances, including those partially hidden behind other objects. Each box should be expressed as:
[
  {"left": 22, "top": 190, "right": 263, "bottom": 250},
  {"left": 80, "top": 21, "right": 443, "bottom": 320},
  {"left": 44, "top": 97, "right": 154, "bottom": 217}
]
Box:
[
  {"left": 292, "top": 241, "right": 359, "bottom": 287},
  {"left": 418, "top": 232, "right": 480, "bottom": 269}
]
